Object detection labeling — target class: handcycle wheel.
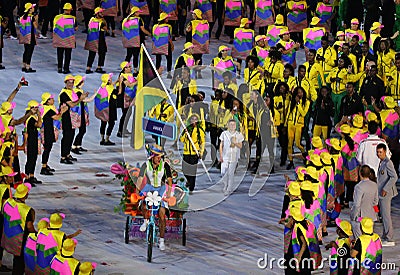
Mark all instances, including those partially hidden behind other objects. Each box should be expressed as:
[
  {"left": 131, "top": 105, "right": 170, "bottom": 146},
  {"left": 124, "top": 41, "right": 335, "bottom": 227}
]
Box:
[
  {"left": 182, "top": 218, "right": 187, "bottom": 246},
  {"left": 124, "top": 216, "right": 130, "bottom": 244},
  {"left": 147, "top": 224, "right": 154, "bottom": 263}
]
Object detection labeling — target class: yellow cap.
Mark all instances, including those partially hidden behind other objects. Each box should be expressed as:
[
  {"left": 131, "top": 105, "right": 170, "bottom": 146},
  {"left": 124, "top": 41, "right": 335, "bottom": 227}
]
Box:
[
  {"left": 37, "top": 218, "right": 50, "bottom": 230},
  {"left": 183, "top": 42, "right": 194, "bottom": 51},
  {"left": 120, "top": 61, "right": 131, "bottom": 70},
  {"left": 336, "top": 31, "right": 345, "bottom": 37},
  {"left": 192, "top": 9, "right": 203, "bottom": 19},
  {"left": 306, "top": 166, "right": 319, "bottom": 180},
  {"left": 370, "top": 22, "right": 383, "bottom": 31},
  {"left": 130, "top": 6, "right": 141, "bottom": 14},
  {"left": 63, "top": 3, "right": 73, "bottom": 10},
  {"left": 25, "top": 100, "right": 40, "bottom": 110},
  {"left": 74, "top": 75, "right": 85, "bottom": 87},
  {"left": 311, "top": 136, "right": 323, "bottom": 149},
  {"left": 359, "top": 217, "right": 374, "bottom": 234},
  {"left": 288, "top": 181, "right": 301, "bottom": 197},
  {"left": 61, "top": 238, "right": 76, "bottom": 257},
  {"left": 275, "top": 14, "right": 284, "bottom": 25},
  {"left": 24, "top": 3, "right": 36, "bottom": 12},
  {"left": 41, "top": 92, "right": 54, "bottom": 104},
  {"left": 311, "top": 17, "right": 320, "bottom": 26},
  {"left": 79, "top": 262, "right": 96, "bottom": 275},
  {"left": 158, "top": 12, "right": 169, "bottom": 22},
  {"left": 384, "top": 96, "right": 397, "bottom": 109},
  {"left": 1, "top": 102, "right": 16, "bottom": 114},
  {"left": 94, "top": 7, "right": 103, "bottom": 14},
  {"left": 14, "top": 183, "right": 31, "bottom": 199},
  {"left": 325, "top": 138, "right": 342, "bottom": 151},
  {"left": 218, "top": 45, "right": 230, "bottom": 53},
  {"left": 240, "top": 18, "right": 251, "bottom": 28},
  {"left": 335, "top": 218, "right": 353, "bottom": 236},
  {"left": 340, "top": 124, "right": 351, "bottom": 134},
  {"left": 352, "top": 114, "right": 364, "bottom": 128},
  {"left": 289, "top": 200, "right": 305, "bottom": 221},
  {"left": 50, "top": 213, "right": 64, "bottom": 229},
  {"left": 64, "top": 74, "right": 75, "bottom": 83}
]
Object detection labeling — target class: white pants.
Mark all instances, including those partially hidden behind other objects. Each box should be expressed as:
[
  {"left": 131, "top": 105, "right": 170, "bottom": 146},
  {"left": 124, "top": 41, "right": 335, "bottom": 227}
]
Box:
[{"left": 221, "top": 161, "right": 237, "bottom": 193}]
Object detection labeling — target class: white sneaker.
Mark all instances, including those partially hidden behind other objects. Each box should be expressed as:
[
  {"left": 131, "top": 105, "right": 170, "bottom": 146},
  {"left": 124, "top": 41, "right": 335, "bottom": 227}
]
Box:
[
  {"left": 382, "top": 240, "right": 395, "bottom": 247},
  {"left": 38, "top": 34, "right": 48, "bottom": 39},
  {"left": 159, "top": 240, "right": 165, "bottom": 251},
  {"left": 9, "top": 35, "right": 17, "bottom": 40},
  {"left": 139, "top": 220, "right": 148, "bottom": 232}
]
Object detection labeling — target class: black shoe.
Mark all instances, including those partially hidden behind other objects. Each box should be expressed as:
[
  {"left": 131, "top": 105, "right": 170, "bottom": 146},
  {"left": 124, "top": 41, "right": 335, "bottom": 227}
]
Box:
[
  {"left": 85, "top": 69, "right": 93, "bottom": 74},
  {"left": 31, "top": 177, "right": 42, "bottom": 184},
  {"left": 26, "top": 68, "right": 36, "bottom": 73},
  {"left": 0, "top": 265, "right": 12, "bottom": 272},
  {"left": 286, "top": 161, "right": 294, "bottom": 170},
  {"left": 95, "top": 68, "right": 106, "bottom": 73},
  {"left": 104, "top": 140, "right": 115, "bottom": 146},
  {"left": 67, "top": 155, "right": 77, "bottom": 161},
  {"left": 60, "top": 158, "right": 73, "bottom": 164},
  {"left": 105, "top": 32, "right": 110, "bottom": 36},
  {"left": 63, "top": 69, "right": 71, "bottom": 74},
  {"left": 270, "top": 166, "right": 275, "bottom": 174},
  {"left": 0, "top": 65, "right": 5, "bottom": 70},
  {"left": 111, "top": 33, "right": 116, "bottom": 37},
  {"left": 24, "top": 178, "right": 31, "bottom": 183},
  {"left": 71, "top": 148, "right": 82, "bottom": 154},
  {"left": 100, "top": 139, "right": 105, "bottom": 145},
  {"left": 78, "top": 147, "right": 88, "bottom": 152},
  {"left": 46, "top": 165, "right": 55, "bottom": 172},
  {"left": 58, "top": 68, "right": 63, "bottom": 73},
  {"left": 40, "top": 168, "right": 54, "bottom": 175},
  {"left": 117, "top": 132, "right": 123, "bottom": 138},
  {"left": 22, "top": 67, "right": 27, "bottom": 72}
]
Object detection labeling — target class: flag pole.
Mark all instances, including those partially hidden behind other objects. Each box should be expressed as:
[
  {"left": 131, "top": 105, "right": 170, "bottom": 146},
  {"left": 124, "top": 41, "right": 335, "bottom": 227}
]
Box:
[{"left": 141, "top": 44, "right": 213, "bottom": 183}]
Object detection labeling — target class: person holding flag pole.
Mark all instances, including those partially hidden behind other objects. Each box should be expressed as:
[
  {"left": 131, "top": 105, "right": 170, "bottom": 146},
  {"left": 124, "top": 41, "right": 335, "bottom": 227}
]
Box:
[{"left": 133, "top": 44, "right": 213, "bottom": 185}]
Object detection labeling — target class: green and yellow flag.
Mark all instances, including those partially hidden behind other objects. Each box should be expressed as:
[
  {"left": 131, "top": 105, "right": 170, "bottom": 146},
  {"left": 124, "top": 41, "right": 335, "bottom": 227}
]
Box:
[{"left": 134, "top": 45, "right": 168, "bottom": 149}]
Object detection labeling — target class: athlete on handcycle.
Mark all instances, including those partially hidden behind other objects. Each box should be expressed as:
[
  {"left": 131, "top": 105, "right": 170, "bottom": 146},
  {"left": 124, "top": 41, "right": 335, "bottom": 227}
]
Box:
[{"left": 136, "top": 144, "right": 172, "bottom": 251}]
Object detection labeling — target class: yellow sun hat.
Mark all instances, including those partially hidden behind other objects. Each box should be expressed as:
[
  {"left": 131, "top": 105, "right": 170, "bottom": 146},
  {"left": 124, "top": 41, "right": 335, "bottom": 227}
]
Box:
[
  {"left": 300, "top": 180, "right": 313, "bottom": 191},
  {"left": 37, "top": 218, "right": 50, "bottom": 231},
  {"left": 74, "top": 75, "right": 86, "bottom": 87},
  {"left": 41, "top": 92, "right": 54, "bottom": 104},
  {"left": 79, "top": 262, "right": 97, "bottom": 275},
  {"left": 120, "top": 61, "right": 131, "bottom": 70},
  {"left": 359, "top": 217, "right": 374, "bottom": 234},
  {"left": 94, "top": 7, "right": 104, "bottom": 14},
  {"left": 311, "top": 17, "right": 320, "bottom": 26},
  {"left": 288, "top": 181, "right": 301, "bottom": 197},
  {"left": 25, "top": 100, "right": 40, "bottom": 110},
  {"left": 370, "top": 22, "right": 383, "bottom": 31},
  {"left": 336, "top": 31, "right": 345, "bottom": 37},
  {"left": 64, "top": 74, "right": 75, "bottom": 83},
  {"left": 24, "top": 3, "right": 36, "bottom": 12},
  {"left": 352, "top": 114, "right": 364, "bottom": 129},
  {"left": 130, "top": 6, "right": 141, "bottom": 14},
  {"left": 275, "top": 14, "right": 284, "bottom": 25},
  {"left": 351, "top": 18, "right": 359, "bottom": 25},
  {"left": 192, "top": 9, "right": 203, "bottom": 19},
  {"left": 383, "top": 96, "right": 397, "bottom": 109},
  {"left": 14, "top": 183, "right": 32, "bottom": 199},
  {"left": 340, "top": 124, "right": 351, "bottom": 134},
  {"left": 158, "top": 12, "right": 169, "bottom": 22},
  {"left": 335, "top": 218, "right": 353, "bottom": 236},
  {"left": 325, "top": 138, "right": 343, "bottom": 151},
  {"left": 183, "top": 42, "right": 194, "bottom": 51},
  {"left": 61, "top": 238, "right": 77, "bottom": 257},
  {"left": 289, "top": 200, "right": 305, "bottom": 222},
  {"left": 63, "top": 3, "right": 73, "bottom": 10},
  {"left": 218, "top": 45, "right": 230, "bottom": 53},
  {"left": 296, "top": 166, "right": 307, "bottom": 181},
  {"left": 50, "top": 213, "right": 66, "bottom": 229},
  {"left": 320, "top": 152, "right": 332, "bottom": 165},
  {"left": 240, "top": 18, "right": 251, "bottom": 28},
  {"left": 311, "top": 136, "right": 324, "bottom": 149},
  {"left": 1, "top": 102, "right": 16, "bottom": 114},
  {"left": 306, "top": 166, "right": 319, "bottom": 180}
]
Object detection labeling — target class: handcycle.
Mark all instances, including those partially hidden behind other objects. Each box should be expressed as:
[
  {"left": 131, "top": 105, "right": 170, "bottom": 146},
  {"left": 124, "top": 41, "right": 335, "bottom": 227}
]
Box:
[{"left": 124, "top": 183, "right": 189, "bottom": 263}]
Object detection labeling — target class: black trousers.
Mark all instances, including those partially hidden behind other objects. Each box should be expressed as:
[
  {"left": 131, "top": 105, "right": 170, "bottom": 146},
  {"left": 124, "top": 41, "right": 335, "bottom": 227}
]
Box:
[
  {"left": 100, "top": 120, "right": 115, "bottom": 136},
  {"left": 277, "top": 125, "right": 288, "bottom": 164},
  {"left": 178, "top": 9, "right": 187, "bottom": 35},
  {"left": 214, "top": 0, "right": 224, "bottom": 38},
  {"left": 118, "top": 107, "right": 128, "bottom": 134},
  {"left": 23, "top": 44, "right": 35, "bottom": 65},
  {"left": 0, "top": 48, "right": 2, "bottom": 63},
  {"left": 12, "top": 255, "right": 24, "bottom": 275},
  {"left": 41, "top": 141, "right": 53, "bottom": 164},
  {"left": 73, "top": 121, "right": 86, "bottom": 147},
  {"left": 41, "top": 7, "right": 57, "bottom": 36},
  {"left": 87, "top": 50, "right": 106, "bottom": 67},
  {"left": 210, "top": 127, "right": 222, "bottom": 164},
  {"left": 183, "top": 154, "right": 199, "bottom": 191},
  {"left": 61, "top": 127, "right": 75, "bottom": 158},
  {"left": 104, "top": 16, "right": 115, "bottom": 31},
  {"left": 125, "top": 47, "right": 140, "bottom": 68},
  {"left": 82, "top": 8, "right": 94, "bottom": 31},
  {"left": 25, "top": 140, "right": 38, "bottom": 175},
  {"left": 4, "top": 7, "right": 17, "bottom": 37},
  {"left": 122, "top": 0, "right": 130, "bottom": 18},
  {"left": 57, "top": 47, "right": 72, "bottom": 71},
  {"left": 155, "top": 44, "right": 172, "bottom": 71},
  {"left": 342, "top": 181, "right": 357, "bottom": 203}
]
